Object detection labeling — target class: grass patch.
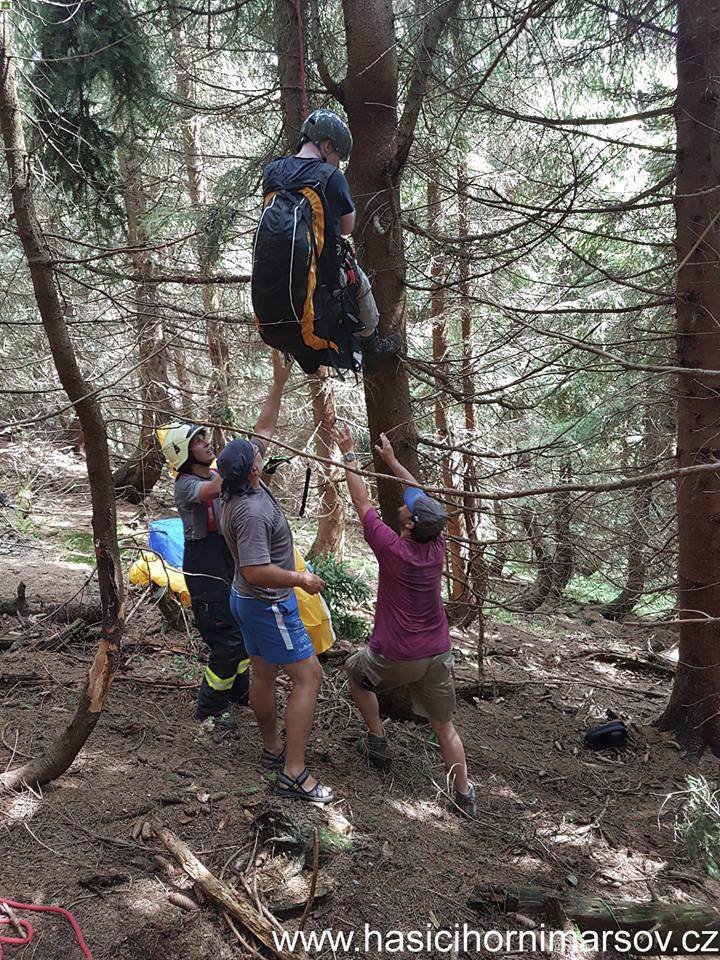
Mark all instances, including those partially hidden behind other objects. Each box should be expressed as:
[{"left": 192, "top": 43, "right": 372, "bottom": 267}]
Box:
[
  {"left": 61, "top": 530, "right": 95, "bottom": 565},
  {"left": 674, "top": 775, "right": 720, "bottom": 880}
]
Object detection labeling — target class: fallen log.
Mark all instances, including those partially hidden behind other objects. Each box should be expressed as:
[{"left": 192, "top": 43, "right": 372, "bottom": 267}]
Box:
[
  {"left": 156, "top": 824, "right": 306, "bottom": 960},
  {"left": 469, "top": 884, "right": 720, "bottom": 953}
]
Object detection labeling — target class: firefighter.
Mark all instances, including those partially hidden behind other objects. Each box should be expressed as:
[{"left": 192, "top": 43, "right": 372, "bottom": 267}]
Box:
[{"left": 159, "top": 423, "right": 249, "bottom": 731}]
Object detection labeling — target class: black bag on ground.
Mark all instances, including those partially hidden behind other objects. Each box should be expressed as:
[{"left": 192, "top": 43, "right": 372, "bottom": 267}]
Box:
[
  {"left": 583, "top": 719, "right": 628, "bottom": 750},
  {"left": 251, "top": 163, "right": 363, "bottom": 375}
]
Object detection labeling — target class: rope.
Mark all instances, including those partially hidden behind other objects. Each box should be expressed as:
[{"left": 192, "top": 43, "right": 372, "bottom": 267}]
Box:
[
  {"left": 0, "top": 899, "right": 93, "bottom": 959},
  {"left": 294, "top": 0, "right": 308, "bottom": 119}
]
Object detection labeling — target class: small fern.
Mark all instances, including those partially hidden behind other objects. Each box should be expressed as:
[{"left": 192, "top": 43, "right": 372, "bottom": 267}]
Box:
[{"left": 309, "top": 554, "right": 372, "bottom": 642}]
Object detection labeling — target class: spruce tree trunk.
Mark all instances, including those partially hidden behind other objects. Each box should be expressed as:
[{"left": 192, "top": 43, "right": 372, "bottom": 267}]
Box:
[
  {"left": 660, "top": 0, "right": 720, "bottom": 752},
  {"left": 172, "top": 11, "right": 231, "bottom": 446},
  {"left": 273, "top": 0, "right": 307, "bottom": 149},
  {"left": 342, "top": 0, "right": 420, "bottom": 525},
  {"left": 0, "top": 12, "right": 124, "bottom": 789},
  {"left": 112, "top": 142, "right": 175, "bottom": 502}
]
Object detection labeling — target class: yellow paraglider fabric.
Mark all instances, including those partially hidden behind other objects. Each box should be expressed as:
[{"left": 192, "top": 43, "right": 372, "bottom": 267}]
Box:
[{"left": 128, "top": 546, "right": 336, "bottom": 655}]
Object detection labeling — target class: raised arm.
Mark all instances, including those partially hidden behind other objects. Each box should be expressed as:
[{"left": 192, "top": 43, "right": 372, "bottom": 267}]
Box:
[
  {"left": 252, "top": 351, "right": 293, "bottom": 444},
  {"left": 374, "top": 433, "right": 420, "bottom": 489},
  {"left": 335, "top": 424, "right": 372, "bottom": 523}
]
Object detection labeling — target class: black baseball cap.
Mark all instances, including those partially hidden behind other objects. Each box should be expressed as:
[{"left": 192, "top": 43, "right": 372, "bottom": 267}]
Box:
[{"left": 404, "top": 487, "right": 448, "bottom": 542}]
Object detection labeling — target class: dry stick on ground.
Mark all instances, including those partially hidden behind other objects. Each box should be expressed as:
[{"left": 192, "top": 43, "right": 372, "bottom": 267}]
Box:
[{"left": 155, "top": 824, "right": 305, "bottom": 960}]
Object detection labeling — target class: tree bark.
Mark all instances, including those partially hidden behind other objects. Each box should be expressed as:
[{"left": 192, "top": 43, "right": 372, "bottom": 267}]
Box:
[
  {"left": 274, "top": 0, "right": 307, "bottom": 148},
  {"left": 112, "top": 140, "right": 175, "bottom": 502},
  {"left": 307, "top": 369, "right": 345, "bottom": 559},
  {"left": 341, "top": 0, "right": 419, "bottom": 525},
  {"left": 660, "top": 0, "right": 720, "bottom": 753},
  {"left": 171, "top": 9, "right": 230, "bottom": 446},
  {"left": 0, "top": 12, "right": 124, "bottom": 789}
]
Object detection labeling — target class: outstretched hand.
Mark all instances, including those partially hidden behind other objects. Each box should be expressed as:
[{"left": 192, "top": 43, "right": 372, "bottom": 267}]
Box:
[
  {"left": 271, "top": 350, "right": 293, "bottom": 386},
  {"left": 334, "top": 422, "right": 354, "bottom": 455},
  {"left": 373, "top": 432, "right": 396, "bottom": 463}
]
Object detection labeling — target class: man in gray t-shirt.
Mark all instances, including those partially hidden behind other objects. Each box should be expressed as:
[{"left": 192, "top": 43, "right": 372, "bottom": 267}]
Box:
[
  {"left": 218, "top": 351, "right": 334, "bottom": 805},
  {"left": 221, "top": 441, "right": 295, "bottom": 603}
]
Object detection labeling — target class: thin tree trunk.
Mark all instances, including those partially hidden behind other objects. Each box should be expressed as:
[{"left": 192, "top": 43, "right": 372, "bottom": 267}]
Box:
[
  {"left": 307, "top": 369, "right": 345, "bottom": 559},
  {"left": 519, "top": 506, "right": 553, "bottom": 611},
  {"left": 454, "top": 160, "right": 487, "bottom": 650},
  {"left": 602, "top": 403, "right": 659, "bottom": 620},
  {"left": 602, "top": 486, "right": 651, "bottom": 620},
  {"left": 172, "top": 334, "right": 193, "bottom": 421},
  {"left": 549, "top": 461, "right": 573, "bottom": 598},
  {"left": 171, "top": 10, "right": 230, "bottom": 447},
  {"left": 489, "top": 501, "right": 508, "bottom": 579},
  {"left": 342, "top": 0, "right": 421, "bottom": 524},
  {"left": 660, "top": 0, "right": 720, "bottom": 753},
  {"left": 0, "top": 12, "right": 124, "bottom": 789},
  {"left": 112, "top": 141, "right": 175, "bottom": 502},
  {"left": 428, "top": 165, "right": 466, "bottom": 602}
]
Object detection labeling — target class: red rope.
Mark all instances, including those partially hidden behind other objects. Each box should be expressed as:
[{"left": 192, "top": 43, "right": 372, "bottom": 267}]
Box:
[
  {"left": 294, "top": 0, "right": 308, "bottom": 119},
  {"left": 0, "top": 899, "right": 93, "bottom": 959}
]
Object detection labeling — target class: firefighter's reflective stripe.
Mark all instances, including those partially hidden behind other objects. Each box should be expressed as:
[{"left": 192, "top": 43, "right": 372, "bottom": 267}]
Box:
[{"left": 204, "top": 658, "right": 250, "bottom": 691}]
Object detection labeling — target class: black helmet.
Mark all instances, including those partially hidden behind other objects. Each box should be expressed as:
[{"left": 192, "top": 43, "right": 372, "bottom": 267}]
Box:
[{"left": 299, "top": 109, "right": 353, "bottom": 161}]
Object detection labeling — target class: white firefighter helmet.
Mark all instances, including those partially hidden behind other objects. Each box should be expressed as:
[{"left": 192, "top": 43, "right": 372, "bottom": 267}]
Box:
[{"left": 156, "top": 423, "right": 206, "bottom": 477}]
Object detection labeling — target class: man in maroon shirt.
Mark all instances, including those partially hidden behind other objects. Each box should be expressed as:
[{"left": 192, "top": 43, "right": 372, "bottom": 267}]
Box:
[{"left": 336, "top": 425, "right": 476, "bottom": 819}]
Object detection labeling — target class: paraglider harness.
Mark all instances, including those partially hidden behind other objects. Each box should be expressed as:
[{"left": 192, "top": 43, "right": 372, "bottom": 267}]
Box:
[{"left": 251, "top": 163, "right": 364, "bottom": 376}]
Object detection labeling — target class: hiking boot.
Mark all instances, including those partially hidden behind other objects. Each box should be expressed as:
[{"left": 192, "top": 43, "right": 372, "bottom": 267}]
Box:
[
  {"left": 197, "top": 711, "right": 237, "bottom": 734},
  {"left": 359, "top": 732, "right": 392, "bottom": 770},
  {"left": 453, "top": 783, "right": 477, "bottom": 819},
  {"left": 360, "top": 330, "right": 401, "bottom": 365}
]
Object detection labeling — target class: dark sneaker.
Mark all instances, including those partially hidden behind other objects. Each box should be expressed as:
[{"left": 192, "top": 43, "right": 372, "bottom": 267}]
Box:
[
  {"left": 360, "top": 331, "right": 401, "bottom": 364},
  {"left": 359, "top": 732, "right": 392, "bottom": 770},
  {"left": 197, "top": 711, "right": 237, "bottom": 734},
  {"left": 453, "top": 783, "right": 477, "bottom": 819}
]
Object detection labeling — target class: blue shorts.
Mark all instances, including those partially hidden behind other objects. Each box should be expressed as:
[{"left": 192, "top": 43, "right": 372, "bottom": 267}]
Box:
[{"left": 229, "top": 589, "right": 315, "bottom": 665}]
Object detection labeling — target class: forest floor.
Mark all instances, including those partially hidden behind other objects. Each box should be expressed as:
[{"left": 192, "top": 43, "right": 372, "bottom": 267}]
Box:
[{"left": 1, "top": 441, "right": 719, "bottom": 960}]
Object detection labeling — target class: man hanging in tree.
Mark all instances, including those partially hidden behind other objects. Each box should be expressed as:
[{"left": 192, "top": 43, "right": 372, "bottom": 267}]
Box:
[
  {"left": 252, "top": 109, "right": 401, "bottom": 373},
  {"left": 159, "top": 425, "right": 250, "bottom": 731},
  {"left": 218, "top": 352, "right": 334, "bottom": 804},
  {"left": 336, "top": 425, "right": 477, "bottom": 819}
]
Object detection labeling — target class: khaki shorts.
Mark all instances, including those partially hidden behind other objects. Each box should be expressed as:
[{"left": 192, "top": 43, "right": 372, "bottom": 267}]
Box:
[{"left": 346, "top": 647, "right": 456, "bottom": 722}]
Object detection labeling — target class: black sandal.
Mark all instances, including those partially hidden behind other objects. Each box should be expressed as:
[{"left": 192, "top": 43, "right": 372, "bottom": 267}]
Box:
[
  {"left": 261, "top": 746, "right": 286, "bottom": 770},
  {"left": 276, "top": 768, "right": 334, "bottom": 804}
]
